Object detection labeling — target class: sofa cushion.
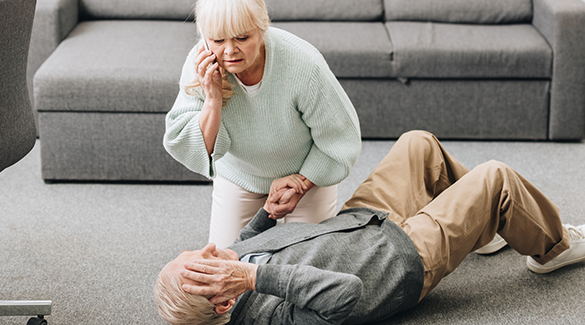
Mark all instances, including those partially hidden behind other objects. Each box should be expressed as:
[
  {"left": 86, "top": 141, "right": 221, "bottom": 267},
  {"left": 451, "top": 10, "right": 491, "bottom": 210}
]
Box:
[
  {"left": 386, "top": 22, "right": 552, "bottom": 78},
  {"left": 384, "top": 0, "right": 533, "bottom": 24},
  {"left": 272, "top": 22, "right": 394, "bottom": 78},
  {"left": 38, "top": 112, "right": 206, "bottom": 181},
  {"left": 342, "top": 79, "right": 550, "bottom": 139},
  {"left": 79, "top": 0, "right": 195, "bottom": 20},
  {"left": 267, "top": 0, "right": 383, "bottom": 21},
  {"left": 35, "top": 20, "right": 196, "bottom": 113}
]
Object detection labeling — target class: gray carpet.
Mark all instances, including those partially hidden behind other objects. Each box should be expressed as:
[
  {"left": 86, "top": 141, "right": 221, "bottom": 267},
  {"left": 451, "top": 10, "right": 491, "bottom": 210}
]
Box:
[{"left": 1, "top": 138, "right": 584, "bottom": 324}]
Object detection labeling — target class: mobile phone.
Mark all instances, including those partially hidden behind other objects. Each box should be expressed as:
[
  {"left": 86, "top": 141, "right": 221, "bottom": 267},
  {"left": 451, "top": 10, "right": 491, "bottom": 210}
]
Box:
[
  {"left": 198, "top": 23, "right": 216, "bottom": 67},
  {"left": 198, "top": 23, "right": 211, "bottom": 52}
]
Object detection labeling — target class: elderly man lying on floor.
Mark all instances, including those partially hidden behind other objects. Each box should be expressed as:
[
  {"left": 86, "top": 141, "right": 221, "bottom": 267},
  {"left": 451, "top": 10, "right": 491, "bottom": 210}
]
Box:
[{"left": 154, "top": 130, "right": 585, "bottom": 325}]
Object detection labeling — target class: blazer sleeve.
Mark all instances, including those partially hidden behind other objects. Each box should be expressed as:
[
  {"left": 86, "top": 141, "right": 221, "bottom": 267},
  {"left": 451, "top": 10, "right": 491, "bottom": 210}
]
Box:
[
  {"left": 255, "top": 264, "right": 362, "bottom": 325},
  {"left": 233, "top": 208, "right": 276, "bottom": 244},
  {"left": 162, "top": 46, "right": 231, "bottom": 179}
]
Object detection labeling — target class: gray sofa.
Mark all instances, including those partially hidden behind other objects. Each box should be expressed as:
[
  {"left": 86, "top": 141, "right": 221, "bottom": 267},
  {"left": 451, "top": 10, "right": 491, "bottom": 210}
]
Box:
[{"left": 31, "top": 0, "right": 585, "bottom": 182}]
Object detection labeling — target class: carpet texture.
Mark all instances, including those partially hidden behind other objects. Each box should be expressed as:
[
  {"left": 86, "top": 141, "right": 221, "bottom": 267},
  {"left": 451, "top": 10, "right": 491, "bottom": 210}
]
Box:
[{"left": 1, "top": 138, "right": 584, "bottom": 324}]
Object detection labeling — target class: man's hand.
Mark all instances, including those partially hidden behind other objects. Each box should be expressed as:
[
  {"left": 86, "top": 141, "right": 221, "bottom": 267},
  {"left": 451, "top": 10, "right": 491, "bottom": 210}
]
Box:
[
  {"left": 265, "top": 174, "right": 314, "bottom": 219},
  {"left": 181, "top": 259, "right": 258, "bottom": 305},
  {"left": 264, "top": 188, "right": 303, "bottom": 219}
]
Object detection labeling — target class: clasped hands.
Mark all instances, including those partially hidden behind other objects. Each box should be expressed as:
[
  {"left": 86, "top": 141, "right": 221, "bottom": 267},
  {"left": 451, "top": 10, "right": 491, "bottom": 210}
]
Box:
[{"left": 264, "top": 173, "right": 314, "bottom": 220}]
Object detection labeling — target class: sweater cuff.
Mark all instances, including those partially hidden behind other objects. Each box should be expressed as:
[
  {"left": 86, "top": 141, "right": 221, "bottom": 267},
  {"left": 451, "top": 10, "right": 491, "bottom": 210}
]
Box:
[
  {"left": 164, "top": 113, "right": 213, "bottom": 178},
  {"left": 299, "top": 145, "right": 349, "bottom": 187},
  {"left": 209, "top": 122, "right": 231, "bottom": 177}
]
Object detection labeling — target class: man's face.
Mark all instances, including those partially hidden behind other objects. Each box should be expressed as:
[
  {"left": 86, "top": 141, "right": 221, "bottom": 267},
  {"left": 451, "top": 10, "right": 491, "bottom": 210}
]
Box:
[{"left": 164, "top": 243, "right": 239, "bottom": 286}]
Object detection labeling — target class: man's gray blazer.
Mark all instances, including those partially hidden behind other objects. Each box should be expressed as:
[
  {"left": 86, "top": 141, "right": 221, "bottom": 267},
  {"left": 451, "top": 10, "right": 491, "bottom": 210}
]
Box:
[{"left": 227, "top": 207, "right": 424, "bottom": 325}]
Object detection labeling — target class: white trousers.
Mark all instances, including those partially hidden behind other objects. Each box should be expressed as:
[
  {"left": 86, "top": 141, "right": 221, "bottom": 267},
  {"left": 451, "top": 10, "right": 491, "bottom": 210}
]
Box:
[{"left": 209, "top": 175, "right": 338, "bottom": 248}]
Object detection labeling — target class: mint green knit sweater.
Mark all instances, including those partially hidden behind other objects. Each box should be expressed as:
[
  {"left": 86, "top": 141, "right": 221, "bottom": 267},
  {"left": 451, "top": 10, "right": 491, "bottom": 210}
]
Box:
[{"left": 164, "top": 27, "right": 361, "bottom": 194}]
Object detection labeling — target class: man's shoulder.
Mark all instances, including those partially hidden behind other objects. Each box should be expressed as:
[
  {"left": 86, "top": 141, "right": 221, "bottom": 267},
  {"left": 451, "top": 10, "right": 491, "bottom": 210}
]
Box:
[{"left": 229, "top": 207, "right": 387, "bottom": 257}]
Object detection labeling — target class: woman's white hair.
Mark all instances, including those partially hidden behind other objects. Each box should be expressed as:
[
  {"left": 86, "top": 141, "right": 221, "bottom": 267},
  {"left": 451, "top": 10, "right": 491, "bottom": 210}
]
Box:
[
  {"left": 153, "top": 268, "right": 230, "bottom": 325},
  {"left": 185, "top": 0, "right": 271, "bottom": 107},
  {"left": 196, "top": 0, "right": 270, "bottom": 40}
]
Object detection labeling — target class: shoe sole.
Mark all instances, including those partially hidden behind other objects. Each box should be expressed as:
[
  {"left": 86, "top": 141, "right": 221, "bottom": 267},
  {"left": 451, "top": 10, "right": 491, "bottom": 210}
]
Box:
[
  {"left": 526, "top": 255, "right": 585, "bottom": 274},
  {"left": 475, "top": 239, "right": 507, "bottom": 255}
]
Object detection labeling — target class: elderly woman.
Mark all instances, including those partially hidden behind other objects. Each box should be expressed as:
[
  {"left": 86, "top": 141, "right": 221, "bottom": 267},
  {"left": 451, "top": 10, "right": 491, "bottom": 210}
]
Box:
[{"left": 163, "top": 0, "right": 361, "bottom": 248}]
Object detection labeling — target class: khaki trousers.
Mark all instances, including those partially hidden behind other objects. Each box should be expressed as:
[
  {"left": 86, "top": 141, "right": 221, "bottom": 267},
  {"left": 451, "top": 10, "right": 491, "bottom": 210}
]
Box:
[{"left": 342, "top": 131, "right": 569, "bottom": 301}]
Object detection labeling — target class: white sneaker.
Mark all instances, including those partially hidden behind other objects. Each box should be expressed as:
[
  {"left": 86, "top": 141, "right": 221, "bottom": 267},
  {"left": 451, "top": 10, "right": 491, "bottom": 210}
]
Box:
[
  {"left": 475, "top": 233, "right": 507, "bottom": 255},
  {"left": 527, "top": 224, "right": 585, "bottom": 274}
]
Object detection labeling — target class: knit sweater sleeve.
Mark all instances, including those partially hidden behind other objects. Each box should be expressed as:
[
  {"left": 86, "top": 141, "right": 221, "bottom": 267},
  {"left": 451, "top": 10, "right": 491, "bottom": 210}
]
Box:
[
  {"left": 162, "top": 47, "right": 231, "bottom": 179},
  {"left": 297, "top": 60, "right": 362, "bottom": 187}
]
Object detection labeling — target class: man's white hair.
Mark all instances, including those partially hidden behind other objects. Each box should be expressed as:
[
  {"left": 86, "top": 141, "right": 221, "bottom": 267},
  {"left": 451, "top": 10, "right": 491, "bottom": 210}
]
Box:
[{"left": 153, "top": 267, "right": 230, "bottom": 325}]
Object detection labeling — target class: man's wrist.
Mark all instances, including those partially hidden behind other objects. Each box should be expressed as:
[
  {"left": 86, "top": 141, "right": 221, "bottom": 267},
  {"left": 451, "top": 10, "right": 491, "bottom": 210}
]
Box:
[
  {"left": 262, "top": 202, "right": 270, "bottom": 214},
  {"left": 248, "top": 264, "right": 258, "bottom": 291}
]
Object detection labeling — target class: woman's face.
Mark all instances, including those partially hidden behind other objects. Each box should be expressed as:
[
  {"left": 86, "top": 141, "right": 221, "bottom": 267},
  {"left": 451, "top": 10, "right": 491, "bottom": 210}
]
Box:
[{"left": 206, "top": 28, "right": 264, "bottom": 77}]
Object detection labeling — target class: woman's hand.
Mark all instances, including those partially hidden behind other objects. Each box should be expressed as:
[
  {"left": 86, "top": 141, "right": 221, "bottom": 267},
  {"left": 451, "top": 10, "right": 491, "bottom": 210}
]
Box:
[
  {"left": 264, "top": 189, "right": 303, "bottom": 220},
  {"left": 181, "top": 259, "right": 258, "bottom": 305},
  {"left": 196, "top": 44, "right": 224, "bottom": 155},
  {"left": 265, "top": 174, "right": 314, "bottom": 219},
  {"left": 194, "top": 44, "right": 222, "bottom": 102},
  {"left": 268, "top": 174, "right": 308, "bottom": 200}
]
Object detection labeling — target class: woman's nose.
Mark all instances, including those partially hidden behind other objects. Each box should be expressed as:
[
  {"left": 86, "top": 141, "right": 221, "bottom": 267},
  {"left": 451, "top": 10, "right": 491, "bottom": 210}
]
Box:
[{"left": 224, "top": 40, "right": 237, "bottom": 56}]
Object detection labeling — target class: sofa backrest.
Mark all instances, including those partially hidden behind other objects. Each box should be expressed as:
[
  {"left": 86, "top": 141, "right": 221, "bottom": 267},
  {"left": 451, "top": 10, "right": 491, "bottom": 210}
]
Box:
[
  {"left": 267, "top": 0, "right": 383, "bottom": 21},
  {"left": 384, "top": 0, "right": 533, "bottom": 24},
  {"left": 79, "top": 0, "right": 195, "bottom": 20},
  {"left": 79, "top": 0, "right": 384, "bottom": 22}
]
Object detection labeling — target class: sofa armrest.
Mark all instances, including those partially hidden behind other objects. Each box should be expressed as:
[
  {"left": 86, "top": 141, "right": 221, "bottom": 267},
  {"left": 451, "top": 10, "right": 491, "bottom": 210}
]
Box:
[
  {"left": 533, "top": 0, "right": 585, "bottom": 140},
  {"left": 28, "top": 0, "right": 78, "bottom": 100}
]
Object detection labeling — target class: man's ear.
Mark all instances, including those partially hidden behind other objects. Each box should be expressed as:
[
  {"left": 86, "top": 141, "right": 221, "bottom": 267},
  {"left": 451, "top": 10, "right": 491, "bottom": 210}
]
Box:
[{"left": 215, "top": 299, "right": 236, "bottom": 315}]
